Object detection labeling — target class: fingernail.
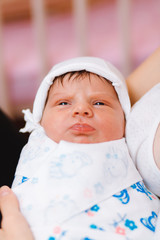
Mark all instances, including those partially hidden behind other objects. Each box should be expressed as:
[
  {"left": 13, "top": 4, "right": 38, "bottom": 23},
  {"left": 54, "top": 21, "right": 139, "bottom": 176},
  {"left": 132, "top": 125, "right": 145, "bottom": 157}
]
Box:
[{"left": 0, "top": 186, "right": 10, "bottom": 197}]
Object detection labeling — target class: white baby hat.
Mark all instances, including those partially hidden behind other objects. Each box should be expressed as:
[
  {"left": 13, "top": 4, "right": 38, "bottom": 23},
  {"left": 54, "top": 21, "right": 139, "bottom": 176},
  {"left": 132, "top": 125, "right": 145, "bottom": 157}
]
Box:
[{"left": 20, "top": 56, "right": 131, "bottom": 133}]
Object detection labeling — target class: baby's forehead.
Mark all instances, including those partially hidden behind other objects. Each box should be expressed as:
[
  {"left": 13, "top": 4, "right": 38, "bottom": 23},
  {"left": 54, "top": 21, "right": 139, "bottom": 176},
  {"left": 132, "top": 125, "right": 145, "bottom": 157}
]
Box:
[{"left": 47, "top": 70, "right": 118, "bottom": 102}]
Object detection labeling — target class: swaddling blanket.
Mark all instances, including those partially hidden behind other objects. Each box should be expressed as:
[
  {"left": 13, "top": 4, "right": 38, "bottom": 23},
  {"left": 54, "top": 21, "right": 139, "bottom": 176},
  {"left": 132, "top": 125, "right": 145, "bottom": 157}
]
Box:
[{"left": 12, "top": 127, "right": 160, "bottom": 240}]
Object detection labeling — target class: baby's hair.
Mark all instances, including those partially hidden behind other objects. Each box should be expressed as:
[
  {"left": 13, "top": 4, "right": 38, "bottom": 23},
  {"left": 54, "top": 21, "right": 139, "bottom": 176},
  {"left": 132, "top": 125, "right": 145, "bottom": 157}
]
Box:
[
  {"left": 45, "top": 70, "right": 112, "bottom": 105},
  {"left": 54, "top": 70, "right": 111, "bottom": 85}
]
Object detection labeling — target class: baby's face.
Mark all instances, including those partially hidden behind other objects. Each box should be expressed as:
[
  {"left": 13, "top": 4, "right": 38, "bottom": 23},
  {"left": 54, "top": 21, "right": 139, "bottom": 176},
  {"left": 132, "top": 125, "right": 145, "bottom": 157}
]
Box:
[{"left": 41, "top": 73, "right": 125, "bottom": 143}]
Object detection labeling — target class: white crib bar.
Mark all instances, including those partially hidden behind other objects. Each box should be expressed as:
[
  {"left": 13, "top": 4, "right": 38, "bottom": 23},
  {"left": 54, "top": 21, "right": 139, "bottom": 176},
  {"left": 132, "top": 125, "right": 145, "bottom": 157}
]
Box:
[
  {"left": 72, "top": 0, "right": 88, "bottom": 56},
  {"left": 117, "top": 0, "right": 132, "bottom": 77},
  {"left": 29, "top": 0, "right": 48, "bottom": 84}
]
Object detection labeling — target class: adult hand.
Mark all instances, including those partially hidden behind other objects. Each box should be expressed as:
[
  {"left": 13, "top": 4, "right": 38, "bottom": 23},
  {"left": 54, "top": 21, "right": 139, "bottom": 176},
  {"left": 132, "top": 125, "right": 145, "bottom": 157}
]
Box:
[{"left": 0, "top": 186, "right": 34, "bottom": 240}]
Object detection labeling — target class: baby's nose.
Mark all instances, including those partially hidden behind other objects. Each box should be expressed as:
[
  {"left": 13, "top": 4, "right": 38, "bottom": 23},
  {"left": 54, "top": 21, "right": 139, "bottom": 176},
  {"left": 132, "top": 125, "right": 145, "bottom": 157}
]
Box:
[{"left": 72, "top": 103, "right": 93, "bottom": 117}]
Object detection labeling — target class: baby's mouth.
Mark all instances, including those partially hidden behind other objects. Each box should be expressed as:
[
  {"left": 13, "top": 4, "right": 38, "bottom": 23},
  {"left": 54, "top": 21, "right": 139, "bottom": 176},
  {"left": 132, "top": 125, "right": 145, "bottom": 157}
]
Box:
[{"left": 70, "top": 123, "right": 95, "bottom": 133}]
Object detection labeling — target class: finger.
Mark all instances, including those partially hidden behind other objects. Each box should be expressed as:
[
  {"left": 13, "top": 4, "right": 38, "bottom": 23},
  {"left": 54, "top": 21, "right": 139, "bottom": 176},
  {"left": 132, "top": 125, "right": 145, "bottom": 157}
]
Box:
[
  {"left": 0, "top": 186, "right": 34, "bottom": 240},
  {"left": 0, "top": 186, "right": 20, "bottom": 218},
  {"left": 0, "top": 230, "right": 4, "bottom": 239}
]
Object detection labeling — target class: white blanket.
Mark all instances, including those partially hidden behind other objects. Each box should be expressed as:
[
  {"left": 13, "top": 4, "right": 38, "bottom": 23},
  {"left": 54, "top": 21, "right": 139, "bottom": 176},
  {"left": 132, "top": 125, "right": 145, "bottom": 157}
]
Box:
[{"left": 12, "top": 128, "right": 160, "bottom": 240}]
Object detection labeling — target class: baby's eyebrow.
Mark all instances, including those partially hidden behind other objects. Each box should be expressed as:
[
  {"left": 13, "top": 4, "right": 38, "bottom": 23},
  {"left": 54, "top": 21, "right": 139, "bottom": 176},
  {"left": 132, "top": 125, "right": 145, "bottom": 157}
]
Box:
[
  {"left": 48, "top": 90, "right": 119, "bottom": 103},
  {"left": 51, "top": 92, "right": 72, "bottom": 98},
  {"left": 47, "top": 92, "right": 73, "bottom": 103},
  {"left": 89, "top": 92, "right": 118, "bottom": 100}
]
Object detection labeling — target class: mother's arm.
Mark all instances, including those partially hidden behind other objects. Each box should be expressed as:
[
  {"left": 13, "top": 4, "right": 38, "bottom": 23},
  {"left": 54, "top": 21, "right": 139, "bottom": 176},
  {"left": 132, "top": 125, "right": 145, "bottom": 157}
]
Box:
[{"left": 126, "top": 47, "right": 160, "bottom": 106}]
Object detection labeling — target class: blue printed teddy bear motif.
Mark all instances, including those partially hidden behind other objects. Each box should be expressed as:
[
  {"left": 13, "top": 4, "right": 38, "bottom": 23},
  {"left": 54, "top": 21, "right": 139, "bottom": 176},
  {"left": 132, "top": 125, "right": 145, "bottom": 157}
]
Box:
[
  {"left": 103, "top": 152, "right": 128, "bottom": 182},
  {"left": 49, "top": 151, "right": 92, "bottom": 178}
]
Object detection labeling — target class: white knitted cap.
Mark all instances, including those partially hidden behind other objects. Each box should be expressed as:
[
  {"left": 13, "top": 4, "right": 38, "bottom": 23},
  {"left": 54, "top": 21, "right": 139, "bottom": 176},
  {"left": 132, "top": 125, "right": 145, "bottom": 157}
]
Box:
[{"left": 21, "top": 56, "right": 131, "bottom": 132}]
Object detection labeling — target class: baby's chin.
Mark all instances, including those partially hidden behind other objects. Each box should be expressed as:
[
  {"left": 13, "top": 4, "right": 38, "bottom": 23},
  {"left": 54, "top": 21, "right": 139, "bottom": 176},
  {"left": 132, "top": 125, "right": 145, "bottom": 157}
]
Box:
[
  {"left": 59, "top": 135, "right": 123, "bottom": 144},
  {"left": 49, "top": 133, "right": 121, "bottom": 144},
  {"left": 45, "top": 133, "right": 95, "bottom": 144},
  {"left": 60, "top": 135, "right": 103, "bottom": 144}
]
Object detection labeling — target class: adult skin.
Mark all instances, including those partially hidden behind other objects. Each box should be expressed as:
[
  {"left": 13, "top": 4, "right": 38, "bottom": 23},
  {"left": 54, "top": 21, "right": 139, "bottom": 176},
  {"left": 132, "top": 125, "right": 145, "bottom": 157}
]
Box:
[
  {"left": 126, "top": 47, "right": 160, "bottom": 106},
  {"left": 0, "top": 186, "right": 34, "bottom": 240}
]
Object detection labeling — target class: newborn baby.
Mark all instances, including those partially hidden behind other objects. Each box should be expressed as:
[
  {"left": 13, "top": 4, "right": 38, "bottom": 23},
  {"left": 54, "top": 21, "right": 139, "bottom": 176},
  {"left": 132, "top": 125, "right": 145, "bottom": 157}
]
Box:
[{"left": 12, "top": 57, "right": 160, "bottom": 240}]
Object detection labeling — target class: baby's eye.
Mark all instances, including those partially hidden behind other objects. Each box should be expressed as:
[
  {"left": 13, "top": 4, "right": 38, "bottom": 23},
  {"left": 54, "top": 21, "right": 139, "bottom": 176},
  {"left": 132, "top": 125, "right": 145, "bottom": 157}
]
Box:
[
  {"left": 94, "top": 102, "right": 105, "bottom": 105},
  {"left": 59, "top": 102, "right": 69, "bottom": 105}
]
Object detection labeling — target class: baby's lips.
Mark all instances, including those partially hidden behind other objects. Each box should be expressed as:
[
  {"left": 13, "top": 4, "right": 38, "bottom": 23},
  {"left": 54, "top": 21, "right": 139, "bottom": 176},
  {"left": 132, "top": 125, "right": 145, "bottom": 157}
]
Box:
[{"left": 70, "top": 123, "right": 95, "bottom": 133}]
